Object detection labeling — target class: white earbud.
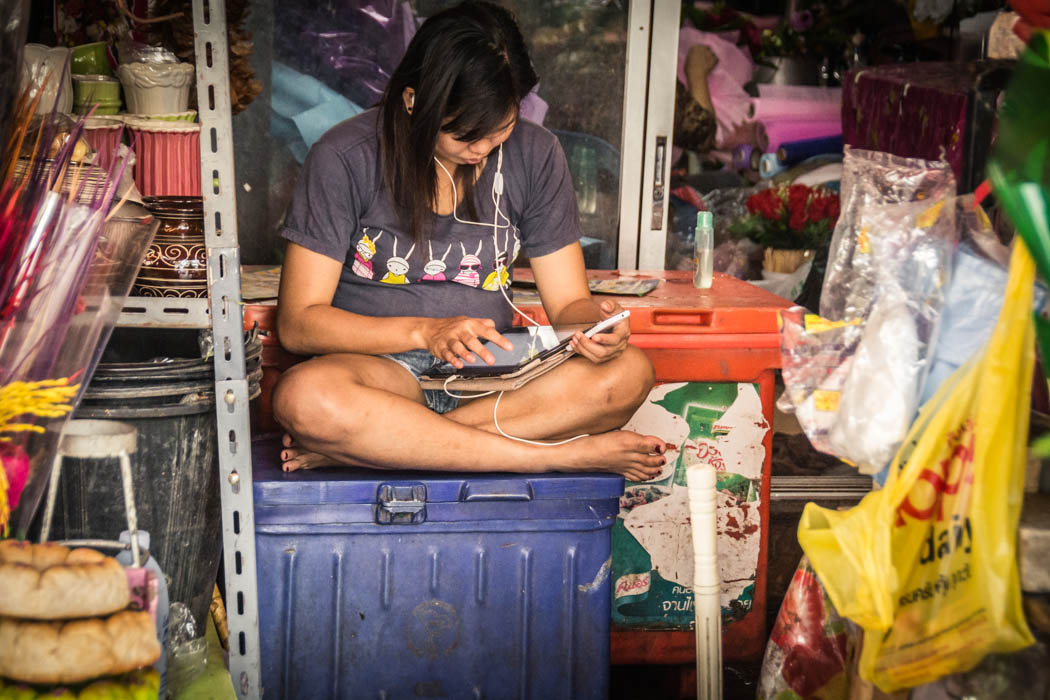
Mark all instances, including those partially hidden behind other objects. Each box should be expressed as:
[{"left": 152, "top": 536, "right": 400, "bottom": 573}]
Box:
[{"left": 493, "top": 145, "right": 504, "bottom": 195}]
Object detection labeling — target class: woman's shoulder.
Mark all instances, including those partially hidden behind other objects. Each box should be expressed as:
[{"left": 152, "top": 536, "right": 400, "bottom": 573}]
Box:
[
  {"left": 508, "top": 118, "right": 559, "bottom": 154},
  {"left": 313, "top": 108, "right": 381, "bottom": 160}
]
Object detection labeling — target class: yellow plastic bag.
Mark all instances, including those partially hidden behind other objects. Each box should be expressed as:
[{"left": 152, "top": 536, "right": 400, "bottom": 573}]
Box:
[{"left": 798, "top": 240, "right": 1037, "bottom": 692}]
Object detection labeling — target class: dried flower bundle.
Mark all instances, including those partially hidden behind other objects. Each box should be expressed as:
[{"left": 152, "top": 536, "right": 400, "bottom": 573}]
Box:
[{"left": 0, "top": 77, "right": 158, "bottom": 537}]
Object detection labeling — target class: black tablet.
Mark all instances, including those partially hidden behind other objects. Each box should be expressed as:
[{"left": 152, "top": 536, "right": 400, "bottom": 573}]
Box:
[{"left": 424, "top": 326, "right": 574, "bottom": 379}]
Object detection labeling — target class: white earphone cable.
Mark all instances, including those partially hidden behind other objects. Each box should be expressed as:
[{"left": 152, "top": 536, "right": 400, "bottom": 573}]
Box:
[
  {"left": 434, "top": 145, "right": 540, "bottom": 328},
  {"left": 441, "top": 374, "right": 494, "bottom": 400},
  {"left": 492, "top": 391, "right": 589, "bottom": 446},
  {"left": 436, "top": 144, "right": 588, "bottom": 446}
]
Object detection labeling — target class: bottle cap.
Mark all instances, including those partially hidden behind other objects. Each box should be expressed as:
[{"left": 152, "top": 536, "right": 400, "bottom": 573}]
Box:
[{"left": 696, "top": 211, "right": 712, "bottom": 229}]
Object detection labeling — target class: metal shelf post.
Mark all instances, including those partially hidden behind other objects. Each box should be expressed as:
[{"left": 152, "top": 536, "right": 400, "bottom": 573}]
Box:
[{"left": 191, "top": 0, "right": 261, "bottom": 697}]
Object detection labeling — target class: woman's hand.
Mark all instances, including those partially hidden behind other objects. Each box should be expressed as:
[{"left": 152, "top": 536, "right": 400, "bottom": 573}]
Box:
[
  {"left": 569, "top": 300, "right": 631, "bottom": 365},
  {"left": 423, "top": 316, "right": 515, "bottom": 369}
]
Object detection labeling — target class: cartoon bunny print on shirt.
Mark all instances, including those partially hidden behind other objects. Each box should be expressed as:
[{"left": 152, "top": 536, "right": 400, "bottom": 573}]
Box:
[
  {"left": 420, "top": 242, "right": 453, "bottom": 281},
  {"left": 380, "top": 238, "right": 416, "bottom": 284},
  {"left": 482, "top": 228, "right": 519, "bottom": 291},
  {"left": 452, "top": 241, "right": 484, "bottom": 288},
  {"left": 352, "top": 228, "right": 383, "bottom": 280}
]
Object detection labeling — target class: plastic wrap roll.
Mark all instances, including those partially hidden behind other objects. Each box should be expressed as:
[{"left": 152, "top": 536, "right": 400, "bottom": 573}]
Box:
[
  {"left": 750, "top": 148, "right": 763, "bottom": 171},
  {"left": 732, "top": 143, "right": 754, "bottom": 170},
  {"left": 759, "top": 152, "right": 787, "bottom": 179},
  {"left": 757, "top": 119, "right": 841, "bottom": 153},
  {"left": 750, "top": 93, "right": 842, "bottom": 123},
  {"left": 776, "top": 135, "right": 844, "bottom": 166}
]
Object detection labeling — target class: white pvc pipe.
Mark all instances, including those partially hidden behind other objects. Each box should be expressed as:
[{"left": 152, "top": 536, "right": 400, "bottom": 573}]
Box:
[{"left": 687, "top": 464, "right": 722, "bottom": 700}]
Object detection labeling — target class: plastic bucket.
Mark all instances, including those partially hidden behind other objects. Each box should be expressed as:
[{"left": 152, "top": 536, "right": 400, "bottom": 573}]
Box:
[
  {"left": 243, "top": 302, "right": 305, "bottom": 432},
  {"left": 47, "top": 329, "right": 261, "bottom": 631}
]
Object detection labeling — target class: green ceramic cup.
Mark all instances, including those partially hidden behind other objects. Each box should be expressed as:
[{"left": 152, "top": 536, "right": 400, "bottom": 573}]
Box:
[
  {"left": 70, "top": 41, "right": 112, "bottom": 76},
  {"left": 73, "top": 74, "right": 122, "bottom": 115}
]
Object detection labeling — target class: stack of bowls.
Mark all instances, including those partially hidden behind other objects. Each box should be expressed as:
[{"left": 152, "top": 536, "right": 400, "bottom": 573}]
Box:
[{"left": 71, "top": 41, "right": 121, "bottom": 115}]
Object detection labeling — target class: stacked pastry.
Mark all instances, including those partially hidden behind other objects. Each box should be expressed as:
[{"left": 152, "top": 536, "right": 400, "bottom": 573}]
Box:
[{"left": 0, "top": 540, "right": 161, "bottom": 699}]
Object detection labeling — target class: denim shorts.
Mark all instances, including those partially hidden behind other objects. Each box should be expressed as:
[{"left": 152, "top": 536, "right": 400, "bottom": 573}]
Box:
[{"left": 381, "top": 349, "right": 460, "bottom": 414}]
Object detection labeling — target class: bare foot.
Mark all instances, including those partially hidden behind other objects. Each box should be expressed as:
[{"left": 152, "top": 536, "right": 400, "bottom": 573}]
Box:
[
  {"left": 280, "top": 433, "right": 340, "bottom": 472},
  {"left": 559, "top": 430, "right": 668, "bottom": 482}
]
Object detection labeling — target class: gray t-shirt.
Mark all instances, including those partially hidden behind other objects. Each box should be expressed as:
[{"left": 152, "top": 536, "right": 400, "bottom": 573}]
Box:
[{"left": 281, "top": 109, "right": 581, "bottom": 330}]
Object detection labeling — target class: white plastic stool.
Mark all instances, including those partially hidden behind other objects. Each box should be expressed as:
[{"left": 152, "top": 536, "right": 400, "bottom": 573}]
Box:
[{"left": 39, "top": 419, "right": 142, "bottom": 567}]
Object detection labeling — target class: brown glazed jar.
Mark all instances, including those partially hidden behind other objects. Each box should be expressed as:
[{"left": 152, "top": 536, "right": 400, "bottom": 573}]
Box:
[{"left": 133, "top": 196, "right": 208, "bottom": 298}]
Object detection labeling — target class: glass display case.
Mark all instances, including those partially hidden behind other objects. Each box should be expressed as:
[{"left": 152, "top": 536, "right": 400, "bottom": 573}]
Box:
[{"left": 232, "top": 0, "right": 679, "bottom": 270}]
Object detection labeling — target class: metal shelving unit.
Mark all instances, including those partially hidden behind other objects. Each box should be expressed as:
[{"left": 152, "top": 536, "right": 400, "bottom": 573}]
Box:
[
  {"left": 117, "top": 297, "right": 210, "bottom": 328},
  {"left": 116, "top": 1, "right": 261, "bottom": 696}
]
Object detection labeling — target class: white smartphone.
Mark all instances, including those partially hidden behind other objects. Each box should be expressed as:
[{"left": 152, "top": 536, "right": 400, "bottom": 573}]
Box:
[{"left": 583, "top": 309, "right": 631, "bottom": 338}]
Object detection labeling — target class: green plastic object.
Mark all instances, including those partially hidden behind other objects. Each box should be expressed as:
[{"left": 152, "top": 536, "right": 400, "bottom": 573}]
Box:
[
  {"left": 988, "top": 29, "right": 1050, "bottom": 282},
  {"left": 987, "top": 30, "right": 1050, "bottom": 381}
]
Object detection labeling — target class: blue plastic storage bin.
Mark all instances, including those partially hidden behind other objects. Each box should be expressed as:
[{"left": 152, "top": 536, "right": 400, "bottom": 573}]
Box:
[{"left": 252, "top": 436, "right": 623, "bottom": 700}]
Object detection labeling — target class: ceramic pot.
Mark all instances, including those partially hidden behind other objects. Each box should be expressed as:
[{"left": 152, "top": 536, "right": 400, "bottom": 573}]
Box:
[
  {"left": 71, "top": 41, "right": 112, "bottom": 76},
  {"left": 117, "top": 62, "right": 194, "bottom": 115},
  {"left": 125, "top": 117, "right": 201, "bottom": 197},
  {"left": 73, "top": 74, "right": 122, "bottom": 115},
  {"left": 137, "top": 110, "right": 197, "bottom": 122},
  {"left": 133, "top": 196, "right": 208, "bottom": 298},
  {"left": 82, "top": 116, "right": 124, "bottom": 170},
  {"left": 21, "top": 43, "right": 73, "bottom": 114}
]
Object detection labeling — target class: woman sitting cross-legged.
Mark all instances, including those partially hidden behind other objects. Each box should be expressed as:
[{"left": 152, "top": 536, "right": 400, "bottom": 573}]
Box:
[{"left": 272, "top": 1, "right": 667, "bottom": 482}]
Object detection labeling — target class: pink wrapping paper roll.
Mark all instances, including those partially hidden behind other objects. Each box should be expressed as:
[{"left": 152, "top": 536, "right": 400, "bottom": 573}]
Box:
[
  {"left": 125, "top": 117, "right": 201, "bottom": 197},
  {"left": 750, "top": 96, "right": 843, "bottom": 123},
  {"left": 757, "top": 119, "right": 841, "bottom": 153}
]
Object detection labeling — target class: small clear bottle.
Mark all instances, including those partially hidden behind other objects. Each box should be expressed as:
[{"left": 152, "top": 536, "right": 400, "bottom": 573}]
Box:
[{"left": 693, "top": 211, "right": 714, "bottom": 289}]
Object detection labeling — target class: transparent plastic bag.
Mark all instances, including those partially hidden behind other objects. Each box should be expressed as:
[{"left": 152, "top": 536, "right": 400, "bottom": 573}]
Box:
[
  {"left": 117, "top": 40, "right": 180, "bottom": 65},
  {"left": 778, "top": 148, "right": 959, "bottom": 472},
  {"left": 750, "top": 258, "right": 813, "bottom": 301},
  {"left": 758, "top": 556, "right": 851, "bottom": 700},
  {"left": 166, "top": 602, "right": 208, "bottom": 695},
  {"left": 820, "top": 148, "right": 958, "bottom": 324}
]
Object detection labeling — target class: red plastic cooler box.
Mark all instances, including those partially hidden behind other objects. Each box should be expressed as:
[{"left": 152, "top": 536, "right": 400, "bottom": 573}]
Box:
[{"left": 514, "top": 270, "right": 790, "bottom": 662}]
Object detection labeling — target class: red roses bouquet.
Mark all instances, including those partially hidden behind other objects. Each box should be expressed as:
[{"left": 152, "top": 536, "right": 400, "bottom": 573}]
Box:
[{"left": 731, "top": 184, "right": 840, "bottom": 251}]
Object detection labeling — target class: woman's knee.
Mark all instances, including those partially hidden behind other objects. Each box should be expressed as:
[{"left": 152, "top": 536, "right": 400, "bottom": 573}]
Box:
[
  {"left": 597, "top": 345, "right": 655, "bottom": 415},
  {"left": 622, "top": 345, "right": 656, "bottom": 404},
  {"left": 271, "top": 362, "right": 345, "bottom": 437}
]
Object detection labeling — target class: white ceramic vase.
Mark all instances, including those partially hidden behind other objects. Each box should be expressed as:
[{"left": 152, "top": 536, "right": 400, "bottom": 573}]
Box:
[
  {"left": 118, "top": 62, "right": 194, "bottom": 115},
  {"left": 21, "top": 43, "right": 74, "bottom": 114}
]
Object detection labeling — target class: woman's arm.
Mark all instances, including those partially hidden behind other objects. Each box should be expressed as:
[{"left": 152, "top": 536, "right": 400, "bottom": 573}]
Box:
[
  {"left": 277, "top": 243, "right": 513, "bottom": 365},
  {"left": 530, "top": 242, "right": 630, "bottom": 364},
  {"left": 276, "top": 243, "right": 430, "bottom": 356}
]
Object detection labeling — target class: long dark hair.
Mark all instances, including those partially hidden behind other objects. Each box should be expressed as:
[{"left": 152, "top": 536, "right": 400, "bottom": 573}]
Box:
[{"left": 379, "top": 1, "right": 538, "bottom": 245}]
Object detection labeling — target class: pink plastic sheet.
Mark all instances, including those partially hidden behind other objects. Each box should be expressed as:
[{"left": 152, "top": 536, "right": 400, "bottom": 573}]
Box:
[
  {"left": 676, "top": 26, "right": 754, "bottom": 148},
  {"left": 751, "top": 86, "right": 843, "bottom": 123}
]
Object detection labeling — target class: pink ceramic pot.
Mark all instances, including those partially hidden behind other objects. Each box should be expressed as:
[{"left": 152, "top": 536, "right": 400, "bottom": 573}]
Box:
[
  {"left": 125, "top": 117, "right": 200, "bottom": 197},
  {"left": 82, "top": 116, "right": 123, "bottom": 171}
]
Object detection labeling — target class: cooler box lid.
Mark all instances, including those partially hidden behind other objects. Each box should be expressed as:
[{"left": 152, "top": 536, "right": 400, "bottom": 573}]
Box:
[
  {"left": 251, "top": 435, "right": 624, "bottom": 526},
  {"left": 512, "top": 270, "right": 792, "bottom": 336}
]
